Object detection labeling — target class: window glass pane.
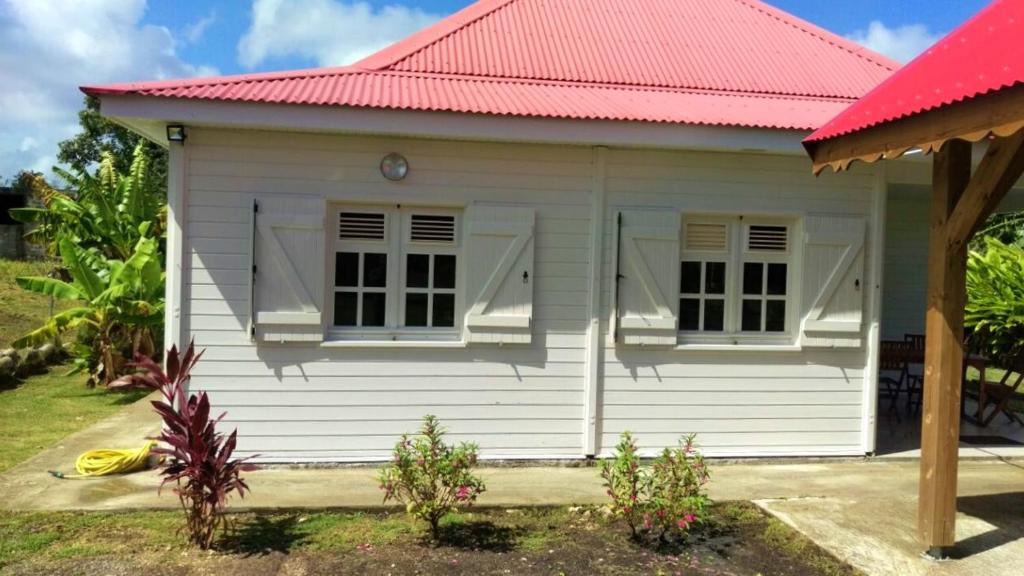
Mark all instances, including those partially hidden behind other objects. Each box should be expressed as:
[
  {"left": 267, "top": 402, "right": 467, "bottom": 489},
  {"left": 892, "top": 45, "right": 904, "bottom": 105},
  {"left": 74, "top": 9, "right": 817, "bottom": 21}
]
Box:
[
  {"left": 741, "top": 299, "right": 762, "bottom": 331},
  {"left": 767, "top": 263, "right": 787, "bottom": 296},
  {"left": 433, "top": 294, "right": 456, "bottom": 327},
  {"left": 434, "top": 255, "right": 456, "bottom": 289},
  {"left": 680, "top": 261, "right": 701, "bottom": 294},
  {"left": 704, "top": 299, "right": 725, "bottom": 332},
  {"left": 363, "top": 253, "right": 388, "bottom": 288},
  {"left": 742, "top": 262, "right": 763, "bottom": 295},
  {"left": 765, "top": 300, "right": 786, "bottom": 332},
  {"left": 362, "top": 293, "right": 386, "bottom": 326},
  {"left": 335, "top": 252, "right": 358, "bottom": 287},
  {"left": 406, "top": 254, "right": 429, "bottom": 288},
  {"left": 334, "top": 292, "right": 357, "bottom": 326},
  {"left": 679, "top": 298, "right": 700, "bottom": 330},
  {"left": 405, "top": 293, "right": 428, "bottom": 327},
  {"left": 704, "top": 262, "right": 726, "bottom": 295}
]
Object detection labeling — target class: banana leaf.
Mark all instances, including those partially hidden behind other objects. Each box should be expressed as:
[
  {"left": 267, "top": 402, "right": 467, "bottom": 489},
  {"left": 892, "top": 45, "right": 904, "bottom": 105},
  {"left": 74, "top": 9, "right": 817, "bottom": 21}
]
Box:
[{"left": 15, "top": 276, "right": 84, "bottom": 300}]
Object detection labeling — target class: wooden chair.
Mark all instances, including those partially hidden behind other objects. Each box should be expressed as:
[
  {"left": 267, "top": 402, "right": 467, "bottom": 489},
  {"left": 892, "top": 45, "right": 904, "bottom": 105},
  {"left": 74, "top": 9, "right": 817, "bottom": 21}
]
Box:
[
  {"left": 879, "top": 340, "right": 911, "bottom": 423},
  {"left": 976, "top": 354, "right": 1024, "bottom": 427},
  {"left": 904, "top": 334, "right": 926, "bottom": 414}
]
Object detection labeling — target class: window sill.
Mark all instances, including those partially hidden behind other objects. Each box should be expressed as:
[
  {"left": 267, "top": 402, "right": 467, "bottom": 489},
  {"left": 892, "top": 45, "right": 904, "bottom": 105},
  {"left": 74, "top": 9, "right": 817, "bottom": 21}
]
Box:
[
  {"left": 321, "top": 339, "right": 468, "bottom": 349},
  {"left": 673, "top": 342, "right": 802, "bottom": 352}
]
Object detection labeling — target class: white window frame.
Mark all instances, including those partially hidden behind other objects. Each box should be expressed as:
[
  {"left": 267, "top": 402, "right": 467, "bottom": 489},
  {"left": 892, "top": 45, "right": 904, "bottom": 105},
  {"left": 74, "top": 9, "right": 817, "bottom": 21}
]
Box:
[
  {"left": 739, "top": 222, "right": 791, "bottom": 335},
  {"left": 679, "top": 218, "right": 732, "bottom": 333},
  {"left": 327, "top": 204, "right": 463, "bottom": 341},
  {"left": 678, "top": 215, "right": 797, "bottom": 346}
]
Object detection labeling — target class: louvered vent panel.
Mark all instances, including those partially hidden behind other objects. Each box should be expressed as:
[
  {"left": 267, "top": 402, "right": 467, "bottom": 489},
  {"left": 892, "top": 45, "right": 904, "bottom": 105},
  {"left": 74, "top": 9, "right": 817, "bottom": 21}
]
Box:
[
  {"left": 338, "top": 212, "right": 386, "bottom": 240},
  {"left": 410, "top": 214, "right": 456, "bottom": 243},
  {"left": 747, "top": 225, "right": 788, "bottom": 251},
  {"left": 685, "top": 223, "right": 728, "bottom": 251}
]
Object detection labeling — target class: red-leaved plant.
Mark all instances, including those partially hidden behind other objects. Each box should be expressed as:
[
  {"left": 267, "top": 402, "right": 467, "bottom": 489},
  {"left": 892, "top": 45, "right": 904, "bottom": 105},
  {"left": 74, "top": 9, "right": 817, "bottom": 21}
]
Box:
[{"left": 112, "top": 341, "right": 255, "bottom": 549}]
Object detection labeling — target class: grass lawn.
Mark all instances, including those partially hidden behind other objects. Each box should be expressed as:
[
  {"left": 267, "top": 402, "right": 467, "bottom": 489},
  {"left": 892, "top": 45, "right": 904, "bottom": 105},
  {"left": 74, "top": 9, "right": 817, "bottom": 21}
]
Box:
[
  {"left": 0, "top": 363, "right": 147, "bottom": 473},
  {"left": 0, "top": 502, "right": 859, "bottom": 575},
  {"left": 0, "top": 258, "right": 148, "bottom": 474},
  {"left": 0, "top": 258, "right": 73, "bottom": 350}
]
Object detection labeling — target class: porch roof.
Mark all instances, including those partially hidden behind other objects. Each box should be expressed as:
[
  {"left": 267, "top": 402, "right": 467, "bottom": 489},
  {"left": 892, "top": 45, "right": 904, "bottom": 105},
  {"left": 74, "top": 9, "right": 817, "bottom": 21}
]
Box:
[{"left": 804, "top": 0, "right": 1024, "bottom": 173}]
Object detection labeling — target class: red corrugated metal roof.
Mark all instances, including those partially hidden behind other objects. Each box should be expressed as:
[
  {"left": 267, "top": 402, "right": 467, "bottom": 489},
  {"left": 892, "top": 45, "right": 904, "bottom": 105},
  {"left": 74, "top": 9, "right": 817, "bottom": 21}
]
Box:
[
  {"left": 806, "top": 0, "right": 1024, "bottom": 143},
  {"left": 83, "top": 0, "right": 897, "bottom": 130}
]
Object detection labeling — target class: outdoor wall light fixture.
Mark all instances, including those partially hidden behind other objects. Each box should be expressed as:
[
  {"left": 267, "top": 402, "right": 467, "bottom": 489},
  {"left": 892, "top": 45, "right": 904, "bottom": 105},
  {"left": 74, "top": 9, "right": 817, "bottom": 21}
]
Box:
[
  {"left": 166, "top": 124, "right": 187, "bottom": 143},
  {"left": 380, "top": 152, "right": 409, "bottom": 181}
]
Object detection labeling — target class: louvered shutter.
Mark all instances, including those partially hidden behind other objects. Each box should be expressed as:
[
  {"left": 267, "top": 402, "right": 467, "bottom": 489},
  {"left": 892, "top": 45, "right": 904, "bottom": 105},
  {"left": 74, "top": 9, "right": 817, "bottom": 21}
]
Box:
[
  {"left": 616, "top": 210, "right": 680, "bottom": 345},
  {"left": 801, "top": 215, "right": 866, "bottom": 348},
  {"left": 464, "top": 204, "right": 535, "bottom": 344},
  {"left": 252, "top": 195, "right": 326, "bottom": 343}
]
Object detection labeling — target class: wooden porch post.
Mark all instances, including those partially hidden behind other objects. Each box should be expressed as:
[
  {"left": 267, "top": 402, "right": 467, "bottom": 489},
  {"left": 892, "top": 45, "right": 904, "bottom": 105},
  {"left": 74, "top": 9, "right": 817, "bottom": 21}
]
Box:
[{"left": 918, "top": 140, "right": 971, "bottom": 556}]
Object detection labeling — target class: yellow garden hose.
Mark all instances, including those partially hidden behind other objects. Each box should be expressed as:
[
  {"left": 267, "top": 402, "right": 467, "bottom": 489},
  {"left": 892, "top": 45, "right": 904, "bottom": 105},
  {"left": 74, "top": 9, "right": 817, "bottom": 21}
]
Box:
[{"left": 49, "top": 441, "right": 160, "bottom": 479}]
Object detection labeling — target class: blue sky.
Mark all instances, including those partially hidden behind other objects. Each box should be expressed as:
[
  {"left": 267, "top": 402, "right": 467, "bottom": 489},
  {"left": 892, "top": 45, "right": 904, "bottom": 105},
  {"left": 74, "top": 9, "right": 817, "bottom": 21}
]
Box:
[{"left": 0, "top": 0, "right": 991, "bottom": 180}]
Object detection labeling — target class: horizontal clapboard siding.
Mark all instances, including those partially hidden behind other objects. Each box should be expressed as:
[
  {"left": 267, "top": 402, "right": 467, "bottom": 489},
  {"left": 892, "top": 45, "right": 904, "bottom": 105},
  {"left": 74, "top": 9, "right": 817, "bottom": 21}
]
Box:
[
  {"left": 184, "top": 129, "right": 591, "bottom": 461},
  {"left": 181, "top": 128, "right": 883, "bottom": 461},
  {"left": 598, "top": 148, "right": 874, "bottom": 457}
]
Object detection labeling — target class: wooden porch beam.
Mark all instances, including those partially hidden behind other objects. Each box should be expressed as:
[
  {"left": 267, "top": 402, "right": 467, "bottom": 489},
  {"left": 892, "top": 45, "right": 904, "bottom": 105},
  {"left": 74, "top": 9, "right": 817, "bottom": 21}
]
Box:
[
  {"left": 947, "top": 130, "right": 1024, "bottom": 247},
  {"left": 918, "top": 139, "right": 971, "bottom": 556}
]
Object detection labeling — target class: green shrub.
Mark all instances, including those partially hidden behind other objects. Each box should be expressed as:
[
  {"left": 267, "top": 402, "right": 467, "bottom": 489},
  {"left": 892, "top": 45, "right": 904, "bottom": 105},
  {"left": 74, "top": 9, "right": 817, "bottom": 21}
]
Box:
[
  {"left": 378, "top": 415, "right": 486, "bottom": 540},
  {"left": 600, "top": 432, "right": 711, "bottom": 543},
  {"left": 966, "top": 237, "right": 1024, "bottom": 364}
]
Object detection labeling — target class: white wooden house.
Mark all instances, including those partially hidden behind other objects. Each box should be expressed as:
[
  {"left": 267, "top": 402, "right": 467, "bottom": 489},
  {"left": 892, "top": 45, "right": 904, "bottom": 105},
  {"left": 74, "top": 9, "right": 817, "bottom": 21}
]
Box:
[{"left": 82, "top": 0, "right": 1002, "bottom": 462}]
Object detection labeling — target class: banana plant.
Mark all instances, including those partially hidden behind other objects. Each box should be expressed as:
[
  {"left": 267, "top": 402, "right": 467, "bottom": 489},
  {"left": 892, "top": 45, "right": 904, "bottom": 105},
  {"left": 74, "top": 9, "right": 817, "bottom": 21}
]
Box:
[
  {"left": 966, "top": 237, "right": 1024, "bottom": 365},
  {"left": 14, "top": 233, "right": 165, "bottom": 386},
  {"left": 9, "top": 143, "right": 164, "bottom": 260}
]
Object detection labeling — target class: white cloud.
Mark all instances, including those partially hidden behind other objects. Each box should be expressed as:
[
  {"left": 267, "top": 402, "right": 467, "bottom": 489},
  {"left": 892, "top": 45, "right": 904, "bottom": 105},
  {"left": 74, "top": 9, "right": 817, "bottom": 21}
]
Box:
[
  {"left": 183, "top": 11, "right": 216, "bottom": 44},
  {"left": 0, "top": 0, "right": 216, "bottom": 181},
  {"left": 238, "top": 0, "right": 441, "bottom": 68},
  {"left": 847, "top": 21, "right": 942, "bottom": 64}
]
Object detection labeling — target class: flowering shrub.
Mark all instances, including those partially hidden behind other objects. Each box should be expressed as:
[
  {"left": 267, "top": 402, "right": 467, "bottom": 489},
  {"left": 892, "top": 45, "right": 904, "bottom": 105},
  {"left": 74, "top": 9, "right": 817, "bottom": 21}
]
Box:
[
  {"left": 378, "top": 415, "right": 486, "bottom": 539},
  {"left": 600, "top": 432, "right": 711, "bottom": 543},
  {"left": 112, "top": 342, "right": 255, "bottom": 549},
  {"left": 599, "top": 431, "right": 647, "bottom": 538}
]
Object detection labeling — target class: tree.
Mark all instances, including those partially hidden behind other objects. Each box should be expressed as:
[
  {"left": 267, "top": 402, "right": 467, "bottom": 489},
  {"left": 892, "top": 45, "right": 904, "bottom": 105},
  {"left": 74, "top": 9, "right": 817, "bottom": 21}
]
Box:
[
  {"left": 58, "top": 95, "right": 167, "bottom": 190},
  {"left": 10, "top": 144, "right": 165, "bottom": 260}
]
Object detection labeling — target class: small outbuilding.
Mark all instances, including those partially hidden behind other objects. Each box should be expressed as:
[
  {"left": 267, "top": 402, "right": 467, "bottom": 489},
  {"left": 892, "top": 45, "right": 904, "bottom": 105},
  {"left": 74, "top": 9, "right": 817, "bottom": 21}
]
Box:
[
  {"left": 0, "top": 186, "right": 29, "bottom": 259},
  {"left": 82, "top": 0, "right": 1024, "bottom": 463}
]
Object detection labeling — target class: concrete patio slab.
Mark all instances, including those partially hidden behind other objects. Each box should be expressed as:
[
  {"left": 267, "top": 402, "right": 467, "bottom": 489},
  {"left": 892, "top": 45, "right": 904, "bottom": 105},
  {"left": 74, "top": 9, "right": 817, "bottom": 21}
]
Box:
[{"left": 4, "top": 398, "right": 1024, "bottom": 575}]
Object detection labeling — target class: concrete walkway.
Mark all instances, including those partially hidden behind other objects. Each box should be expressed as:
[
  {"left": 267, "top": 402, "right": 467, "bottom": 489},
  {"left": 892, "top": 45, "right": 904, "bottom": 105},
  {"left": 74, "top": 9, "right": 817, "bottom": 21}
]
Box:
[{"left": 3, "top": 398, "right": 1024, "bottom": 576}]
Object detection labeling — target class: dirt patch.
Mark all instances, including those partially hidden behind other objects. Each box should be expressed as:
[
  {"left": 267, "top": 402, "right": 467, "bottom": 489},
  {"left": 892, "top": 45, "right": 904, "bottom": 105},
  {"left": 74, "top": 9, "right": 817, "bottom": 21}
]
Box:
[{"left": 1, "top": 503, "right": 858, "bottom": 575}]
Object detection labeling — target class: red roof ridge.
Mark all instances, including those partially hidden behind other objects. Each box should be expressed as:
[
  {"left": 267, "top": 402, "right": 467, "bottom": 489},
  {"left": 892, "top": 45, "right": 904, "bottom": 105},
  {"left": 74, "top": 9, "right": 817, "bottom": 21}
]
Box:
[
  {"left": 368, "top": 69, "right": 863, "bottom": 102},
  {"left": 353, "top": 0, "right": 517, "bottom": 71},
  {"left": 84, "top": 65, "right": 863, "bottom": 103},
  {"left": 80, "top": 65, "right": 372, "bottom": 95},
  {"left": 732, "top": 0, "right": 899, "bottom": 72}
]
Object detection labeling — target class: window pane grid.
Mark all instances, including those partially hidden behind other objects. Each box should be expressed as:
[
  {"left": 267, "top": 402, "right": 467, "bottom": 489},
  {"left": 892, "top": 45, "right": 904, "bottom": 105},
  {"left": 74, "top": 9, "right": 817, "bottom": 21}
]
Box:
[
  {"left": 680, "top": 260, "right": 726, "bottom": 332},
  {"left": 332, "top": 208, "right": 460, "bottom": 333},
  {"left": 740, "top": 261, "right": 787, "bottom": 333},
  {"left": 404, "top": 253, "right": 457, "bottom": 328},
  {"left": 334, "top": 252, "right": 388, "bottom": 327}
]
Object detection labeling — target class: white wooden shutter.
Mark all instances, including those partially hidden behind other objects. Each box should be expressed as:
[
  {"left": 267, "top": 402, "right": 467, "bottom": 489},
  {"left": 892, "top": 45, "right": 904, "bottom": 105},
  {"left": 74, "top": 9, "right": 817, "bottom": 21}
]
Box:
[
  {"left": 252, "top": 195, "right": 325, "bottom": 343},
  {"left": 464, "top": 205, "right": 535, "bottom": 344},
  {"left": 616, "top": 209, "right": 680, "bottom": 346},
  {"left": 801, "top": 215, "right": 866, "bottom": 348}
]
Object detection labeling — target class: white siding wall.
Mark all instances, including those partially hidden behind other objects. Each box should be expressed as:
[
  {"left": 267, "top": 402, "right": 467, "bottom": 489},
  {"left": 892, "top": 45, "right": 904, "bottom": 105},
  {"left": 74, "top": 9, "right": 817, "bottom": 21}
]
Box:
[
  {"left": 881, "top": 185, "right": 1024, "bottom": 340},
  {"left": 599, "top": 149, "right": 876, "bottom": 457},
  {"left": 182, "top": 128, "right": 880, "bottom": 461},
  {"left": 184, "top": 129, "right": 593, "bottom": 462}
]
